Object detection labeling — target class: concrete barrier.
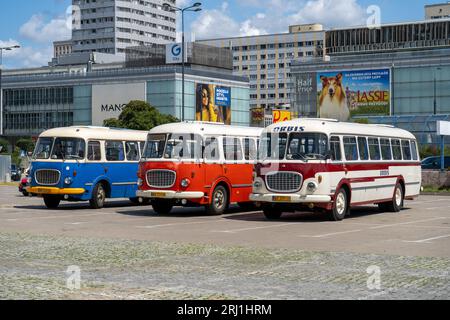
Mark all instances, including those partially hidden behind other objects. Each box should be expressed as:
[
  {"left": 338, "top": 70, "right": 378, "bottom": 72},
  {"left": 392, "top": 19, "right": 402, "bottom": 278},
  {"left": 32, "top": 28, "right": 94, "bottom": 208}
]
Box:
[{"left": 422, "top": 170, "right": 450, "bottom": 188}]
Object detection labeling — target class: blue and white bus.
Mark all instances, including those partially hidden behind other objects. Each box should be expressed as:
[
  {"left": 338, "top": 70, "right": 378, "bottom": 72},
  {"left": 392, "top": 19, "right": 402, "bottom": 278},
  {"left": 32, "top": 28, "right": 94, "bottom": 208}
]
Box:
[{"left": 27, "top": 126, "right": 148, "bottom": 209}]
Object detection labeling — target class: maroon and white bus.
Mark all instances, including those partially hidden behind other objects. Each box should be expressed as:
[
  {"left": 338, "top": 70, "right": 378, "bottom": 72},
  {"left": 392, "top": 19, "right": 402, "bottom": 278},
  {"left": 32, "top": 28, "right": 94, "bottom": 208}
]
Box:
[{"left": 250, "top": 119, "right": 421, "bottom": 221}]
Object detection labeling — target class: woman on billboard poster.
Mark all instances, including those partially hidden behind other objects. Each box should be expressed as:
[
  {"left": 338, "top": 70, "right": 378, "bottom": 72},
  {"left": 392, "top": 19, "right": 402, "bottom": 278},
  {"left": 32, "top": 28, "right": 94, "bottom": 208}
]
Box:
[{"left": 195, "top": 84, "right": 226, "bottom": 124}]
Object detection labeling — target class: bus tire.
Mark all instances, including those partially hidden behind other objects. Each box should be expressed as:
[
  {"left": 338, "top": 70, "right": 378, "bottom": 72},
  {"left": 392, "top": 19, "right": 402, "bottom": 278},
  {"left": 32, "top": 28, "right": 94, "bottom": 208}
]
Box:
[
  {"left": 152, "top": 200, "right": 173, "bottom": 215},
  {"left": 262, "top": 205, "right": 283, "bottom": 220},
  {"left": 205, "top": 185, "right": 228, "bottom": 216},
  {"left": 90, "top": 183, "right": 106, "bottom": 209},
  {"left": 386, "top": 183, "right": 404, "bottom": 213},
  {"left": 130, "top": 197, "right": 150, "bottom": 205},
  {"left": 43, "top": 196, "right": 60, "bottom": 209},
  {"left": 330, "top": 188, "right": 348, "bottom": 221}
]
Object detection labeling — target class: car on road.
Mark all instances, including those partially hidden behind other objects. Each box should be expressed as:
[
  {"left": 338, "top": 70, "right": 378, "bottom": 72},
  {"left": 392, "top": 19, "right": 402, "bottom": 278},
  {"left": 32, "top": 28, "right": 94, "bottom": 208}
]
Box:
[{"left": 421, "top": 156, "right": 450, "bottom": 170}]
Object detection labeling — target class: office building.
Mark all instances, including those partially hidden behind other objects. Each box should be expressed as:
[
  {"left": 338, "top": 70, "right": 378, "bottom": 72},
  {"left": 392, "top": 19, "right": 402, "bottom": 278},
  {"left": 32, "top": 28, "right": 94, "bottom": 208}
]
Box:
[
  {"left": 53, "top": 40, "right": 73, "bottom": 58},
  {"left": 425, "top": 1, "right": 450, "bottom": 19},
  {"left": 71, "top": 0, "right": 177, "bottom": 55}
]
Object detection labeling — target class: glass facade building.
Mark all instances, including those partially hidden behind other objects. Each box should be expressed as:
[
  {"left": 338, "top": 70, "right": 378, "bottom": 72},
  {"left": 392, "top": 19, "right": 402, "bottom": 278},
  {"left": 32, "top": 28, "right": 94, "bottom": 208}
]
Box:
[
  {"left": 290, "top": 48, "right": 450, "bottom": 146},
  {"left": 1, "top": 65, "right": 249, "bottom": 137}
]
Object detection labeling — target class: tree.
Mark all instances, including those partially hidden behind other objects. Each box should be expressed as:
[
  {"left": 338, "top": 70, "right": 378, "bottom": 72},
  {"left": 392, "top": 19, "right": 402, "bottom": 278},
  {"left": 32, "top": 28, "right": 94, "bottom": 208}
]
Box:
[
  {"left": 103, "top": 100, "right": 178, "bottom": 130},
  {"left": 16, "top": 138, "right": 35, "bottom": 152}
]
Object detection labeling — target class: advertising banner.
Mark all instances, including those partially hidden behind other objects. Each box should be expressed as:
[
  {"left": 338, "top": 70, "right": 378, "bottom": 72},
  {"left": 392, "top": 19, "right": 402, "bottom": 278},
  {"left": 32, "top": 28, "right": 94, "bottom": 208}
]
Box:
[
  {"left": 91, "top": 82, "right": 146, "bottom": 126},
  {"left": 195, "top": 83, "right": 231, "bottom": 125},
  {"left": 166, "top": 43, "right": 187, "bottom": 64},
  {"left": 272, "top": 110, "right": 292, "bottom": 124},
  {"left": 250, "top": 108, "right": 265, "bottom": 126},
  {"left": 316, "top": 69, "right": 390, "bottom": 121}
]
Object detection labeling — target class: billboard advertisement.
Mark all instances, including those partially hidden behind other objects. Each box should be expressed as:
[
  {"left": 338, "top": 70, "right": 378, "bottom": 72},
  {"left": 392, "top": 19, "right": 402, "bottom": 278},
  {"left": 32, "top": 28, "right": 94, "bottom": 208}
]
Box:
[
  {"left": 316, "top": 69, "right": 390, "bottom": 121},
  {"left": 91, "top": 82, "right": 146, "bottom": 126},
  {"left": 250, "top": 108, "right": 265, "bottom": 126},
  {"left": 272, "top": 110, "right": 292, "bottom": 124},
  {"left": 195, "top": 83, "right": 231, "bottom": 125}
]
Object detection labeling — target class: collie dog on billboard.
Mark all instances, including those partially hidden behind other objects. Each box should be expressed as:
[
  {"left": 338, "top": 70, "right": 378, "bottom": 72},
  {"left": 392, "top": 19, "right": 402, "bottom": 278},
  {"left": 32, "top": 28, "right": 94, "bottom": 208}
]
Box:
[{"left": 318, "top": 73, "right": 350, "bottom": 122}]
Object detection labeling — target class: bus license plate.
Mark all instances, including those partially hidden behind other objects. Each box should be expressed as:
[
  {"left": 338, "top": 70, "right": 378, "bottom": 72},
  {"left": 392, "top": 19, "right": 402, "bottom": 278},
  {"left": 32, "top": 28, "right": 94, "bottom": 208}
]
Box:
[
  {"left": 37, "top": 188, "right": 51, "bottom": 194},
  {"left": 273, "top": 196, "right": 291, "bottom": 202},
  {"left": 152, "top": 192, "right": 167, "bottom": 198}
]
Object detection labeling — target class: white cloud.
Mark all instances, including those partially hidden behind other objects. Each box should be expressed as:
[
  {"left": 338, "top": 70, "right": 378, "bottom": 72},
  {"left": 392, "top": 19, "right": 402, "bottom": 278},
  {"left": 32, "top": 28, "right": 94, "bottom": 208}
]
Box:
[
  {"left": 0, "top": 39, "right": 52, "bottom": 69},
  {"left": 191, "top": 0, "right": 367, "bottom": 40},
  {"left": 19, "top": 14, "right": 71, "bottom": 44}
]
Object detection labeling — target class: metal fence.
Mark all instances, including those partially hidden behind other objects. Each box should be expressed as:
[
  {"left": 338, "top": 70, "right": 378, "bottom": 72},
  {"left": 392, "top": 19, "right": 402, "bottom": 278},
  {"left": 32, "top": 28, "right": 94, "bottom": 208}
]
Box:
[{"left": 0, "top": 155, "right": 12, "bottom": 183}]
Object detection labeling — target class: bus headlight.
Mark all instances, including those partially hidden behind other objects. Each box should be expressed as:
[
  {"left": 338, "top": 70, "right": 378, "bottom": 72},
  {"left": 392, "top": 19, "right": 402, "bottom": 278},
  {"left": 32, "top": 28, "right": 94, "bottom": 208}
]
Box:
[
  {"left": 307, "top": 181, "right": 318, "bottom": 192},
  {"left": 27, "top": 177, "right": 32, "bottom": 184},
  {"left": 181, "top": 179, "right": 190, "bottom": 188},
  {"left": 137, "top": 178, "right": 143, "bottom": 187},
  {"left": 64, "top": 177, "right": 73, "bottom": 185}
]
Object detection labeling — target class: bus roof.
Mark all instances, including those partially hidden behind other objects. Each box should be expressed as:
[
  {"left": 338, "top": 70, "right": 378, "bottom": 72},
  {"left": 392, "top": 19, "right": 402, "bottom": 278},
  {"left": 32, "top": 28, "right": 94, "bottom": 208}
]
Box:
[
  {"left": 38, "top": 126, "right": 148, "bottom": 141},
  {"left": 264, "top": 119, "right": 416, "bottom": 140},
  {"left": 149, "top": 122, "right": 263, "bottom": 137}
]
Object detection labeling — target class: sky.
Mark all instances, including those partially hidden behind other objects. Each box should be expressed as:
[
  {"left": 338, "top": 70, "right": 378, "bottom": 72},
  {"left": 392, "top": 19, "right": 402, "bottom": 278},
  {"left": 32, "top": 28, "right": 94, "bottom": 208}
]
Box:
[{"left": 0, "top": 0, "right": 441, "bottom": 69}]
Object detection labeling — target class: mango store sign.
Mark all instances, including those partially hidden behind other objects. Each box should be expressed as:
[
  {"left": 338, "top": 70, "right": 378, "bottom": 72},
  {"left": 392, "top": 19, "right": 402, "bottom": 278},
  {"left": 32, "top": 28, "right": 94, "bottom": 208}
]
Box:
[{"left": 91, "top": 82, "right": 146, "bottom": 126}]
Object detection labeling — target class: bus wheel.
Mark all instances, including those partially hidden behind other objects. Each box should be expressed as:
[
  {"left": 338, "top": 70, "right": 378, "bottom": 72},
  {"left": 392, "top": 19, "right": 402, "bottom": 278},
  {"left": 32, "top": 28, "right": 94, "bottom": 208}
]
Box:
[
  {"left": 330, "top": 188, "right": 348, "bottom": 221},
  {"left": 43, "top": 196, "right": 60, "bottom": 209},
  {"left": 130, "top": 197, "right": 150, "bottom": 205},
  {"left": 90, "top": 183, "right": 106, "bottom": 209},
  {"left": 206, "top": 185, "right": 228, "bottom": 215},
  {"left": 387, "top": 183, "right": 404, "bottom": 212},
  {"left": 152, "top": 200, "right": 173, "bottom": 215},
  {"left": 262, "top": 205, "right": 283, "bottom": 220}
]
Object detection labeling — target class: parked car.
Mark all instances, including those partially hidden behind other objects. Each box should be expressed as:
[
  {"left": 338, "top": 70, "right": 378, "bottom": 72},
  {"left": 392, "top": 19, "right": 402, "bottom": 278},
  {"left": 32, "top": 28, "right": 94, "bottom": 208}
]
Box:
[
  {"left": 10, "top": 164, "right": 21, "bottom": 181},
  {"left": 421, "top": 156, "right": 450, "bottom": 170}
]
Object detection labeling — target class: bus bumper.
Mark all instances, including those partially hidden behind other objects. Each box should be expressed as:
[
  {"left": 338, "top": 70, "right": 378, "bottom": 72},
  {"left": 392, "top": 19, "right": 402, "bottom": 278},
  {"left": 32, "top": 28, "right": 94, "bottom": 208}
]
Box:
[
  {"left": 250, "top": 193, "right": 332, "bottom": 203},
  {"left": 27, "top": 187, "right": 86, "bottom": 195},
  {"left": 137, "top": 190, "right": 204, "bottom": 199}
]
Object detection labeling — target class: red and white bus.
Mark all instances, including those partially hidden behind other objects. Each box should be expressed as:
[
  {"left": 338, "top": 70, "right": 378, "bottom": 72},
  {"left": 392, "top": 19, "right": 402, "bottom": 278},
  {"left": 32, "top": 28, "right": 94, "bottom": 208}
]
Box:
[
  {"left": 137, "top": 122, "right": 263, "bottom": 215},
  {"left": 250, "top": 119, "right": 421, "bottom": 221}
]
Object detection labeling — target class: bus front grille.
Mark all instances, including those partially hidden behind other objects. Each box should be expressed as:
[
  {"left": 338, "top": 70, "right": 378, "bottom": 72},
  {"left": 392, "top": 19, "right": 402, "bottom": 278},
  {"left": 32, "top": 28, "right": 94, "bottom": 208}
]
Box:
[
  {"left": 265, "top": 172, "right": 303, "bottom": 193},
  {"left": 146, "top": 170, "right": 176, "bottom": 188},
  {"left": 35, "top": 169, "right": 61, "bottom": 186}
]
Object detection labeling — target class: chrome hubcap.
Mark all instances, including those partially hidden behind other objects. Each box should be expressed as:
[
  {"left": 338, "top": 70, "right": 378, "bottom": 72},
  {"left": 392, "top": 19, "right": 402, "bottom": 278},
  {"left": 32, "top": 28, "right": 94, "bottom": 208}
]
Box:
[
  {"left": 336, "top": 192, "right": 346, "bottom": 215},
  {"left": 395, "top": 187, "right": 402, "bottom": 206},
  {"left": 97, "top": 187, "right": 105, "bottom": 203},
  {"left": 214, "top": 190, "right": 225, "bottom": 209}
]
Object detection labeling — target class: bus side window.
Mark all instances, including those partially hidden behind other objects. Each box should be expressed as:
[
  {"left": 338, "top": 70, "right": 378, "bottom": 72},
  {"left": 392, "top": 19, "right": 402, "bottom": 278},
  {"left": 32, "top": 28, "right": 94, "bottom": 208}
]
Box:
[
  {"left": 87, "top": 141, "right": 101, "bottom": 161},
  {"left": 329, "top": 136, "right": 342, "bottom": 161},
  {"left": 139, "top": 141, "right": 145, "bottom": 157},
  {"left": 368, "top": 138, "right": 381, "bottom": 160},
  {"left": 126, "top": 141, "right": 140, "bottom": 161},
  {"left": 380, "top": 138, "right": 392, "bottom": 160},
  {"left": 105, "top": 141, "right": 125, "bottom": 161},
  {"left": 357, "top": 137, "right": 369, "bottom": 160},
  {"left": 401, "top": 140, "right": 412, "bottom": 160},
  {"left": 204, "top": 137, "right": 220, "bottom": 160},
  {"left": 411, "top": 140, "right": 418, "bottom": 161},
  {"left": 244, "top": 138, "right": 257, "bottom": 161},
  {"left": 343, "top": 136, "right": 358, "bottom": 161},
  {"left": 391, "top": 139, "right": 402, "bottom": 160},
  {"left": 223, "top": 137, "right": 243, "bottom": 161}
]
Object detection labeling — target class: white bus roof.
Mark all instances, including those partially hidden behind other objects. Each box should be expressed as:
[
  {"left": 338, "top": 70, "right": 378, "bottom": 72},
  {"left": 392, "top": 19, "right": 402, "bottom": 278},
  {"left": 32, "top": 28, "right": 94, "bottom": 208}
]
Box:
[
  {"left": 38, "top": 126, "right": 148, "bottom": 141},
  {"left": 264, "top": 119, "right": 416, "bottom": 140},
  {"left": 149, "top": 121, "right": 263, "bottom": 137}
]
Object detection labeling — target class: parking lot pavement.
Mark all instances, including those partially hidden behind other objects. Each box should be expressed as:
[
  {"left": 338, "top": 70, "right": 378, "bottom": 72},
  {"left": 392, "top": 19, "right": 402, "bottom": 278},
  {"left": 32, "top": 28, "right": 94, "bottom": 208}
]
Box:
[
  {"left": 1, "top": 186, "right": 449, "bottom": 300},
  {"left": 0, "top": 186, "right": 449, "bottom": 258}
]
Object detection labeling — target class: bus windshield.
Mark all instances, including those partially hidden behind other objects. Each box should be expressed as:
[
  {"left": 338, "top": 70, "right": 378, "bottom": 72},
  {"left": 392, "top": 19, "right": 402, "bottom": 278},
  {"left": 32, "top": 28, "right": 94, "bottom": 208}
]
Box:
[
  {"left": 143, "top": 134, "right": 166, "bottom": 159},
  {"left": 164, "top": 134, "right": 202, "bottom": 160},
  {"left": 33, "top": 137, "right": 53, "bottom": 159},
  {"left": 51, "top": 138, "right": 86, "bottom": 160},
  {"left": 286, "top": 133, "right": 328, "bottom": 161},
  {"left": 258, "top": 133, "right": 288, "bottom": 160}
]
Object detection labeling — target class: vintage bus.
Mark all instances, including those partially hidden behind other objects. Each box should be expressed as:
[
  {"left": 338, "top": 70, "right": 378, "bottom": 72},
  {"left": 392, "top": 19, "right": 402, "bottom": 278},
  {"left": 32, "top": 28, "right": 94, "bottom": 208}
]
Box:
[
  {"left": 27, "top": 126, "right": 148, "bottom": 209},
  {"left": 250, "top": 119, "right": 421, "bottom": 221},
  {"left": 136, "top": 122, "right": 263, "bottom": 215}
]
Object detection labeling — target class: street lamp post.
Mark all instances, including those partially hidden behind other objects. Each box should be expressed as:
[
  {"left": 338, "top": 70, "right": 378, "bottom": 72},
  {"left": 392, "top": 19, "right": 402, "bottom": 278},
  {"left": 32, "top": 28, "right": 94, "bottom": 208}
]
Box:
[
  {"left": 163, "top": 2, "right": 202, "bottom": 122},
  {"left": 0, "top": 45, "right": 20, "bottom": 136}
]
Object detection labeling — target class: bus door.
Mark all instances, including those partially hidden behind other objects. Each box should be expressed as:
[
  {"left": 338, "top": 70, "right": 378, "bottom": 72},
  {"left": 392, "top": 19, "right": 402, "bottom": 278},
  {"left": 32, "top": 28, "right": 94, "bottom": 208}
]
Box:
[
  {"left": 203, "top": 136, "right": 224, "bottom": 191},
  {"left": 104, "top": 140, "right": 134, "bottom": 198}
]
